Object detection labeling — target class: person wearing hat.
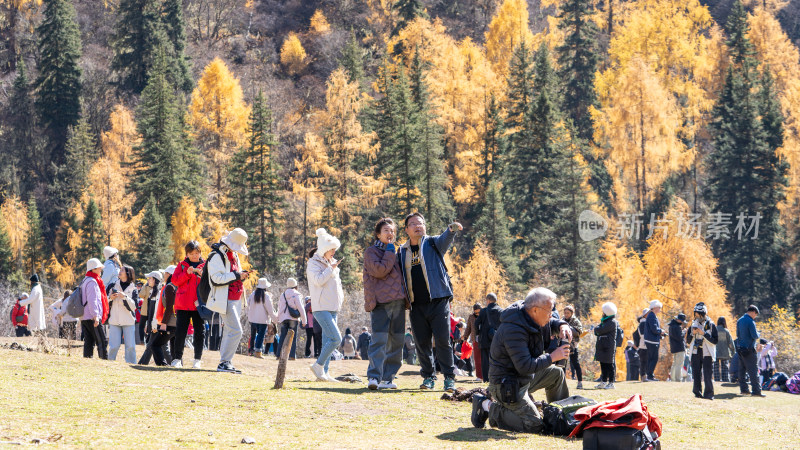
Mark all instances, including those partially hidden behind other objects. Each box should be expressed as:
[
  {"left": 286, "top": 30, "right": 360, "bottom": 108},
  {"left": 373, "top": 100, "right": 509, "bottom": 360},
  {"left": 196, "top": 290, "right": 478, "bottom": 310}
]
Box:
[
  {"left": 685, "top": 302, "right": 718, "bottom": 399},
  {"left": 81, "top": 258, "right": 109, "bottom": 359},
  {"left": 206, "top": 228, "right": 250, "bottom": 373},
  {"left": 736, "top": 305, "right": 764, "bottom": 397},
  {"left": 247, "top": 277, "right": 274, "bottom": 359},
  {"left": 562, "top": 305, "right": 584, "bottom": 389},
  {"left": 307, "top": 228, "right": 344, "bottom": 381},
  {"left": 171, "top": 240, "right": 207, "bottom": 369},
  {"left": 463, "top": 302, "right": 482, "bottom": 382},
  {"left": 267, "top": 277, "right": 307, "bottom": 360},
  {"left": 19, "top": 274, "right": 45, "bottom": 333},
  {"left": 12, "top": 293, "right": 31, "bottom": 337},
  {"left": 643, "top": 300, "right": 666, "bottom": 381},
  {"left": 101, "top": 246, "right": 121, "bottom": 287},
  {"left": 668, "top": 313, "right": 687, "bottom": 382},
  {"left": 594, "top": 302, "right": 620, "bottom": 389}
]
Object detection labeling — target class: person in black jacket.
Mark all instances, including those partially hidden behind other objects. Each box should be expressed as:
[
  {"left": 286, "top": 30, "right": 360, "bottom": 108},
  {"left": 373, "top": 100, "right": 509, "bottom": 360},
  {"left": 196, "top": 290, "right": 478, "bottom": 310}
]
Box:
[
  {"left": 475, "top": 293, "right": 502, "bottom": 381},
  {"left": 470, "top": 288, "right": 572, "bottom": 432},
  {"left": 668, "top": 313, "right": 687, "bottom": 382},
  {"left": 632, "top": 308, "right": 649, "bottom": 381},
  {"left": 686, "top": 302, "right": 718, "bottom": 399},
  {"left": 625, "top": 341, "right": 640, "bottom": 380},
  {"left": 594, "top": 302, "right": 619, "bottom": 389}
]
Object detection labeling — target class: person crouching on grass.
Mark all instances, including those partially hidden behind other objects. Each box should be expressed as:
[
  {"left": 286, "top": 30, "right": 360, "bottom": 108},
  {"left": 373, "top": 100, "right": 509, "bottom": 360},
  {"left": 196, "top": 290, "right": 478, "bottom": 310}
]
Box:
[
  {"left": 363, "top": 217, "right": 407, "bottom": 390},
  {"left": 470, "top": 287, "right": 572, "bottom": 432}
]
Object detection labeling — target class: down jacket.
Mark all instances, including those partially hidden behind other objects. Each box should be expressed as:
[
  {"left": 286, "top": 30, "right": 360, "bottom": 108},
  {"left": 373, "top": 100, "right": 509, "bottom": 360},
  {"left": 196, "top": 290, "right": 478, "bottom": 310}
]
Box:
[
  {"left": 363, "top": 243, "right": 406, "bottom": 312},
  {"left": 488, "top": 301, "right": 566, "bottom": 385},
  {"left": 173, "top": 258, "right": 205, "bottom": 311},
  {"left": 594, "top": 316, "right": 619, "bottom": 364},
  {"left": 307, "top": 253, "right": 344, "bottom": 313}
]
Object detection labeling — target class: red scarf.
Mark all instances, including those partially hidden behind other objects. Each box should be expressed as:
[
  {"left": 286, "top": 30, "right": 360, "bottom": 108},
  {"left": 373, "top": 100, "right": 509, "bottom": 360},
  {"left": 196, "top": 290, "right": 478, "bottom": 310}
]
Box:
[{"left": 86, "top": 270, "right": 109, "bottom": 323}]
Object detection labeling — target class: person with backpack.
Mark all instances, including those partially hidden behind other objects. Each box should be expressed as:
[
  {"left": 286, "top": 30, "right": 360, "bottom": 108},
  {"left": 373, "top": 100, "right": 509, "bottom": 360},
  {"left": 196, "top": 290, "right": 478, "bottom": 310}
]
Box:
[
  {"left": 668, "top": 313, "right": 687, "bottom": 382},
  {"left": 594, "top": 302, "right": 620, "bottom": 389},
  {"left": 107, "top": 265, "right": 139, "bottom": 364},
  {"left": 101, "top": 246, "right": 121, "bottom": 287},
  {"left": 476, "top": 293, "right": 502, "bottom": 383},
  {"left": 150, "top": 267, "right": 179, "bottom": 366},
  {"left": 247, "top": 277, "right": 274, "bottom": 359},
  {"left": 713, "top": 317, "right": 735, "bottom": 382},
  {"left": 81, "top": 258, "right": 109, "bottom": 359},
  {"left": 341, "top": 328, "right": 358, "bottom": 359},
  {"left": 12, "top": 293, "right": 31, "bottom": 337},
  {"left": 563, "top": 305, "right": 584, "bottom": 389},
  {"left": 363, "top": 217, "right": 406, "bottom": 390},
  {"left": 205, "top": 228, "right": 250, "bottom": 374},
  {"left": 268, "top": 277, "right": 307, "bottom": 360},
  {"left": 20, "top": 274, "right": 45, "bottom": 333},
  {"left": 685, "top": 302, "right": 718, "bottom": 399},
  {"left": 308, "top": 228, "right": 344, "bottom": 382},
  {"left": 50, "top": 291, "right": 78, "bottom": 340},
  {"left": 171, "top": 240, "right": 206, "bottom": 369}
]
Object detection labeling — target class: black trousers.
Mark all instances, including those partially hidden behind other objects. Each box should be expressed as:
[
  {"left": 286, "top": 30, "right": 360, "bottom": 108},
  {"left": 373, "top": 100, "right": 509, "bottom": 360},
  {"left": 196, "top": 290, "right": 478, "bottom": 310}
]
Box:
[
  {"left": 480, "top": 347, "right": 491, "bottom": 380},
  {"left": 276, "top": 320, "right": 299, "bottom": 359},
  {"left": 15, "top": 326, "right": 31, "bottom": 337},
  {"left": 410, "top": 297, "right": 455, "bottom": 379},
  {"left": 646, "top": 344, "right": 659, "bottom": 379},
  {"left": 691, "top": 348, "right": 714, "bottom": 398},
  {"left": 209, "top": 323, "right": 221, "bottom": 351},
  {"left": 738, "top": 349, "right": 761, "bottom": 394},
  {"left": 627, "top": 362, "right": 640, "bottom": 380},
  {"left": 138, "top": 315, "right": 148, "bottom": 343},
  {"left": 173, "top": 310, "right": 204, "bottom": 361},
  {"left": 569, "top": 349, "right": 583, "bottom": 382},
  {"left": 151, "top": 327, "right": 177, "bottom": 366},
  {"left": 313, "top": 322, "right": 323, "bottom": 357},
  {"left": 638, "top": 349, "right": 648, "bottom": 380},
  {"left": 600, "top": 362, "right": 615, "bottom": 383},
  {"left": 82, "top": 320, "right": 108, "bottom": 359},
  {"left": 304, "top": 327, "right": 317, "bottom": 357}
]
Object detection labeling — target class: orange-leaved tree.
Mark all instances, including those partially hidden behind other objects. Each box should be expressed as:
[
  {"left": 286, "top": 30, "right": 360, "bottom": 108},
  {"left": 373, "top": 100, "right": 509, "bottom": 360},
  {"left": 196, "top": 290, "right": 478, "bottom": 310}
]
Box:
[{"left": 280, "top": 32, "right": 308, "bottom": 76}]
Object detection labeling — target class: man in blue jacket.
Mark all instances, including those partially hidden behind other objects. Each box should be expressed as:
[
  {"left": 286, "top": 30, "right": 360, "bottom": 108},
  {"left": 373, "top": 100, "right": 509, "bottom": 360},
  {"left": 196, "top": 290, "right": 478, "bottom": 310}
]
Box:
[
  {"left": 736, "top": 305, "right": 765, "bottom": 397},
  {"left": 398, "top": 212, "right": 462, "bottom": 393},
  {"left": 644, "top": 300, "right": 666, "bottom": 381}
]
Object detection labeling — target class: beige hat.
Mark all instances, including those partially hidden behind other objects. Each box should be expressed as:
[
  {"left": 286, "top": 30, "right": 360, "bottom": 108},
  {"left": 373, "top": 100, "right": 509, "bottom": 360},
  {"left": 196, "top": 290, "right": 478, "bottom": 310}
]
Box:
[
  {"left": 222, "top": 228, "right": 249, "bottom": 255},
  {"left": 164, "top": 265, "right": 177, "bottom": 275},
  {"left": 257, "top": 278, "right": 271, "bottom": 289},
  {"left": 102, "top": 246, "right": 118, "bottom": 260},
  {"left": 315, "top": 228, "right": 341, "bottom": 256},
  {"left": 86, "top": 258, "right": 103, "bottom": 271},
  {"left": 146, "top": 271, "right": 163, "bottom": 282},
  {"left": 286, "top": 277, "right": 298, "bottom": 288},
  {"left": 649, "top": 300, "right": 663, "bottom": 309}
]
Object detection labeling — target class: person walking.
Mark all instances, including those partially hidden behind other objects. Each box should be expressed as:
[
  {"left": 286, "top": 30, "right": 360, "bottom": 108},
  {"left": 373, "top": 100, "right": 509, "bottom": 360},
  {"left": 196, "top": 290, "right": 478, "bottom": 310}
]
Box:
[
  {"left": 303, "top": 298, "right": 318, "bottom": 358},
  {"left": 205, "top": 228, "right": 250, "bottom": 374},
  {"left": 476, "top": 293, "right": 502, "bottom": 383},
  {"left": 341, "top": 328, "right": 358, "bottom": 359},
  {"left": 247, "top": 278, "right": 274, "bottom": 359},
  {"left": 594, "top": 302, "right": 619, "bottom": 389},
  {"left": 563, "top": 305, "right": 584, "bottom": 389},
  {"left": 107, "top": 265, "right": 139, "bottom": 364},
  {"left": 140, "top": 271, "right": 162, "bottom": 346},
  {"left": 686, "top": 302, "right": 718, "bottom": 400},
  {"left": 269, "top": 277, "right": 307, "bottom": 360},
  {"left": 357, "top": 327, "right": 372, "bottom": 361},
  {"left": 20, "top": 274, "right": 45, "bottom": 334},
  {"left": 713, "top": 317, "right": 735, "bottom": 382},
  {"left": 463, "top": 303, "right": 481, "bottom": 381},
  {"left": 308, "top": 228, "right": 345, "bottom": 382},
  {"left": 668, "top": 313, "right": 687, "bottom": 382},
  {"left": 363, "top": 217, "right": 407, "bottom": 390},
  {"left": 81, "top": 258, "right": 109, "bottom": 359},
  {"left": 12, "top": 293, "right": 31, "bottom": 337},
  {"left": 150, "top": 268, "right": 178, "bottom": 366},
  {"left": 644, "top": 300, "right": 666, "bottom": 381},
  {"left": 736, "top": 305, "right": 765, "bottom": 397},
  {"left": 101, "top": 246, "right": 121, "bottom": 287},
  {"left": 171, "top": 241, "right": 206, "bottom": 369}
]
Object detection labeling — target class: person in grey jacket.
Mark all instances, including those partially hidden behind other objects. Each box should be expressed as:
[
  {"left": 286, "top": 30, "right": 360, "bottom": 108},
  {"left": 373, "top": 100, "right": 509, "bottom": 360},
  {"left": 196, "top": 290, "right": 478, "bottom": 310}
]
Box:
[
  {"left": 397, "top": 212, "right": 462, "bottom": 393},
  {"left": 713, "top": 317, "right": 735, "bottom": 382}
]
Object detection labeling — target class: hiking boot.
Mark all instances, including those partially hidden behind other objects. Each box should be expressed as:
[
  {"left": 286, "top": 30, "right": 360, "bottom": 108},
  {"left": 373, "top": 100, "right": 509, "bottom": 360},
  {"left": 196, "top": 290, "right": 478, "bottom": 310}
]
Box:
[
  {"left": 604, "top": 382, "right": 615, "bottom": 389},
  {"left": 595, "top": 382, "right": 607, "bottom": 389},
  {"left": 216, "top": 361, "right": 241, "bottom": 374},
  {"left": 254, "top": 352, "right": 264, "bottom": 359},
  {"left": 444, "top": 377, "right": 456, "bottom": 393},
  {"left": 170, "top": 359, "right": 182, "bottom": 368},
  {"left": 310, "top": 363, "right": 326, "bottom": 381},
  {"left": 420, "top": 377, "right": 435, "bottom": 390},
  {"left": 192, "top": 359, "right": 202, "bottom": 369},
  {"left": 368, "top": 378, "right": 379, "bottom": 390},
  {"left": 576, "top": 382, "right": 584, "bottom": 389},
  {"left": 378, "top": 380, "right": 397, "bottom": 389},
  {"left": 471, "top": 394, "right": 489, "bottom": 428}
]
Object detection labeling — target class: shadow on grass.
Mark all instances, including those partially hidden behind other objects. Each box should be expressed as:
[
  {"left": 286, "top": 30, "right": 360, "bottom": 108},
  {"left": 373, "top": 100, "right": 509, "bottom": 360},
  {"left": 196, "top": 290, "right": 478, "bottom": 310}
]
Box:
[
  {"left": 296, "top": 385, "right": 429, "bottom": 395},
  {"left": 714, "top": 393, "right": 741, "bottom": 400},
  {"left": 436, "top": 428, "right": 518, "bottom": 442},
  {"left": 130, "top": 365, "right": 219, "bottom": 373}
]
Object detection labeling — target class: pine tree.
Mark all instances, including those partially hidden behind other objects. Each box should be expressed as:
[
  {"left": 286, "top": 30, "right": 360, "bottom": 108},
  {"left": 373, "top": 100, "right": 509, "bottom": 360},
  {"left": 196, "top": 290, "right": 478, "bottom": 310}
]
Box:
[
  {"left": 35, "top": 0, "right": 82, "bottom": 164},
  {"left": 339, "top": 30, "right": 365, "bottom": 84},
  {"left": 481, "top": 94, "right": 506, "bottom": 192},
  {"left": 6, "top": 58, "right": 41, "bottom": 195},
  {"left": 392, "top": 0, "right": 427, "bottom": 36},
  {"left": 135, "top": 195, "right": 172, "bottom": 271},
  {"left": 161, "top": 0, "right": 193, "bottom": 92},
  {"left": 77, "top": 197, "right": 105, "bottom": 266},
  {"left": 226, "top": 91, "right": 287, "bottom": 270},
  {"left": 0, "top": 218, "right": 14, "bottom": 277},
  {"left": 55, "top": 118, "right": 96, "bottom": 214},
  {"left": 474, "top": 181, "right": 519, "bottom": 283},
  {"left": 25, "top": 197, "right": 46, "bottom": 275},
  {"left": 131, "top": 42, "right": 203, "bottom": 220},
  {"left": 505, "top": 42, "right": 535, "bottom": 152},
  {"left": 706, "top": 0, "right": 789, "bottom": 313}
]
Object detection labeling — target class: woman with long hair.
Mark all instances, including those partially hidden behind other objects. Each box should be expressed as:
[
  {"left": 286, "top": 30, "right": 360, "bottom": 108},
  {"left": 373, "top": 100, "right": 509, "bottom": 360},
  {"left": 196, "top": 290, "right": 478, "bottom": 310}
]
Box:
[
  {"left": 108, "top": 264, "right": 139, "bottom": 364},
  {"left": 247, "top": 278, "right": 273, "bottom": 359}
]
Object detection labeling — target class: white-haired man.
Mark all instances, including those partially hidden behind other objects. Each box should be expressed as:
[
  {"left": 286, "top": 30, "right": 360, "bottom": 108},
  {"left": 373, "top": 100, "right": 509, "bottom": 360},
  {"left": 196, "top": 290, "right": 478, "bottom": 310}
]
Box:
[{"left": 470, "top": 287, "right": 572, "bottom": 432}]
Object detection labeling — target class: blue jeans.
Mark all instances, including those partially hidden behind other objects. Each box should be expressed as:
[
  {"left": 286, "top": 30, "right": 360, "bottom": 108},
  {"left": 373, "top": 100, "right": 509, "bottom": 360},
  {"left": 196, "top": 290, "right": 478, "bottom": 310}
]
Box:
[
  {"left": 314, "top": 310, "right": 341, "bottom": 373},
  {"left": 108, "top": 324, "right": 137, "bottom": 364},
  {"left": 252, "top": 323, "right": 267, "bottom": 352},
  {"left": 367, "top": 300, "right": 405, "bottom": 382}
]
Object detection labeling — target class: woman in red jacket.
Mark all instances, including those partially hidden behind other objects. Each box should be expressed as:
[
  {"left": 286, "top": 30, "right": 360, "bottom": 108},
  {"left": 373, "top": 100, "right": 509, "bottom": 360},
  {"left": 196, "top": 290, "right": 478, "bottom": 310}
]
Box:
[{"left": 171, "top": 240, "right": 206, "bottom": 369}]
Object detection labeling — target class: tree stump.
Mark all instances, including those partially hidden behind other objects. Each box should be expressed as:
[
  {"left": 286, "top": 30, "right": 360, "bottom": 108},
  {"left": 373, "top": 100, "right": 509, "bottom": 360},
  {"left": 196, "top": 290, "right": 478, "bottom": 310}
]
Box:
[{"left": 273, "top": 329, "right": 295, "bottom": 389}]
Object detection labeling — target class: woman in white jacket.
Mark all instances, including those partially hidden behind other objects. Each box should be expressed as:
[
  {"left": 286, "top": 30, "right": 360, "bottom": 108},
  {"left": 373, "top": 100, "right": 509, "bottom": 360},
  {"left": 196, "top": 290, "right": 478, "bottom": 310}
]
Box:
[
  {"left": 307, "top": 228, "right": 344, "bottom": 382},
  {"left": 108, "top": 265, "right": 139, "bottom": 364}
]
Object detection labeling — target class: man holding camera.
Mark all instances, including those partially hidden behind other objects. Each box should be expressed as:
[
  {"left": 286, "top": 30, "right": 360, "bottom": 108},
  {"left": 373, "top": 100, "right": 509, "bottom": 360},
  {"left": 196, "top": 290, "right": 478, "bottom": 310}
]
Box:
[{"left": 470, "top": 287, "right": 572, "bottom": 432}]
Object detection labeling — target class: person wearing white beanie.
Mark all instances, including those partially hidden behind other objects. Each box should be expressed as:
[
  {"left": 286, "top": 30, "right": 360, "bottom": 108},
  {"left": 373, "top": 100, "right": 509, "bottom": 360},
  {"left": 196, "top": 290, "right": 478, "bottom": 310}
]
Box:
[
  {"left": 594, "top": 302, "right": 620, "bottom": 389},
  {"left": 643, "top": 299, "right": 666, "bottom": 381},
  {"left": 307, "top": 228, "right": 344, "bottom": 381},
  {"left": 102, "top": 246, "right": 121, "bottom": 287}
]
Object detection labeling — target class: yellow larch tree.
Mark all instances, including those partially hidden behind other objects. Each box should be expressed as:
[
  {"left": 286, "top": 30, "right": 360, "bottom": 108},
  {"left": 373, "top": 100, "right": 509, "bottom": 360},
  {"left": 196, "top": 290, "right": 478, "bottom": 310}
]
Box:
[
  {"left": 188, "top": 57, "right": 250, "bottom": 199},
  {"left": 292, "top": 132, "right": 326, "bottom": 266},
  {"left": 743, "top": 0, "right": 789, "bottom": 13},
  {"left": 0, "top": 195, "right": 30, "bottom": 267},
  {"left": 309, "top": 9, "right": 330, "bottom": 34},
  {"left": 485, "top": 0, "right": 536, "bottom": 79},
  {"left": 102, "top": 104, "right": 139, "bottom": 162},
  {"left": 170, "top": 197, "right": 206, "bottom": 262},
  {"left": 280, "top": 32, "right": 308, "bottom": 76},
  {"left": 450, "top": 243, "right": 509, "bottom": 308}
]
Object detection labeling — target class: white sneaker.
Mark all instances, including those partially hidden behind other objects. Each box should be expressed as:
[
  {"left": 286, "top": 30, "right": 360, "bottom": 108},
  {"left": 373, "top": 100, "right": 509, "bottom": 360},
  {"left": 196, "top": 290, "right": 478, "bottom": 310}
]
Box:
[
  {"left": 368, "top": 378, "right": 379, "bottom": 390},
  {"left": 595, "top": 382, "right": 607, "bottom": 389},
  {"left": 192, "top": 359, "right": 202, "bottom": 369},
  {"left": 323, "top": 373, "right": 340, "bottom": 382},
  {"left": 605, "top": 382, "right": 615, "bottom": 389},
  {"left": 310, "top": 363, "right": 326, "bottom": 381},
  {"left": 378, "top": 380, "right": 397, "bottom": 389},
  {"left": 170, "top": 359, "right": 183, "bottom": 368}
]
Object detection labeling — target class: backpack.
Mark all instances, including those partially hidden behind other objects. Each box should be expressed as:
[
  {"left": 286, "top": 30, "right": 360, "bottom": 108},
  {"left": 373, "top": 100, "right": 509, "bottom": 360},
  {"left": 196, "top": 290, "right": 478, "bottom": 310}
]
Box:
[
  {"left": 786, "top": 371, "right": 800, "bottom": 394},
  {"left": 282, "top": 292, "right": 301, "bottom": 319},
  {"left": 197, "top": 246, "right": 226, "bottom": 306},
  {"left": 65, "top": 278, "right": 89, "bottom": 318},
  {"left": 543, "top": 395, "right": 598, "bottom": 436},
  {"left": 763, "top": 372, "right": 789, "bottom": 392},
  {"left": 616, "top": 325, "right": 624, "bottom": 348},
  {"left": 582, "top": 426, "right": 661, "bottom": 450}
]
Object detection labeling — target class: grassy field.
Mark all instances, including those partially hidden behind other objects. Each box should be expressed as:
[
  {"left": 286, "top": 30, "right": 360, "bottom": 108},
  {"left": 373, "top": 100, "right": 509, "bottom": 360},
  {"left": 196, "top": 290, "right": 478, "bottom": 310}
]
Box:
[{"left": 1, "top": 336, "right": 798, "bottom": 449}]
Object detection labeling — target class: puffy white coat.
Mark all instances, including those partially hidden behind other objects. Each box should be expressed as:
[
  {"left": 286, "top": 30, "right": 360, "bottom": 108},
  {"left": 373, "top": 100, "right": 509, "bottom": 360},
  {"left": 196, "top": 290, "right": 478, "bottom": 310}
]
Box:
[
  {"left": 306, "top": 253, "right": 343, "bottom": 313},
  {"left": 20, "top": 284, "right": 45, "bottom": 331},
  {"left": 108, "top": 281, "right": 138, "bottom": 326},
  {"left": 206, "top": 244, "right": 241, "bottom": 314}
]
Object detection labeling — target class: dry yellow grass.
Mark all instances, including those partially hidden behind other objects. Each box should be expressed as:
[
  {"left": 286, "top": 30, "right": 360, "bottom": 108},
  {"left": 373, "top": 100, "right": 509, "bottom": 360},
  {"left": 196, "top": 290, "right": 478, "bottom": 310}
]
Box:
[{"left": 0, "top": 336, "right": 798, "bottom": 448}]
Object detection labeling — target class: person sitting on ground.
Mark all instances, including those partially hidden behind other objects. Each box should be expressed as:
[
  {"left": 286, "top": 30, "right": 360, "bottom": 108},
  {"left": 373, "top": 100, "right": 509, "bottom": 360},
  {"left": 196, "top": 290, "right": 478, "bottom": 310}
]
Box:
[
  {"left": 757, "top": 338, "right": 778, "bottom": 383},
  {"left": 594, "top": 302, "right": 620, "bottom": 390},
  {"left": 470, "top": 287, "right": 572, "bottom": 432},
  {"left": 12, "top": 293, "right": 31, "bottom": 337}
]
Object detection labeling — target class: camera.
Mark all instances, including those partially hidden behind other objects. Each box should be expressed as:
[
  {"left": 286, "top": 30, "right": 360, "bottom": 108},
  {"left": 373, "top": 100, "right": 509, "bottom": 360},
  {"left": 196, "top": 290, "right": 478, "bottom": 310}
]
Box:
[{"left": 556, "top": 339, "right": 570, "bottom": 369}]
